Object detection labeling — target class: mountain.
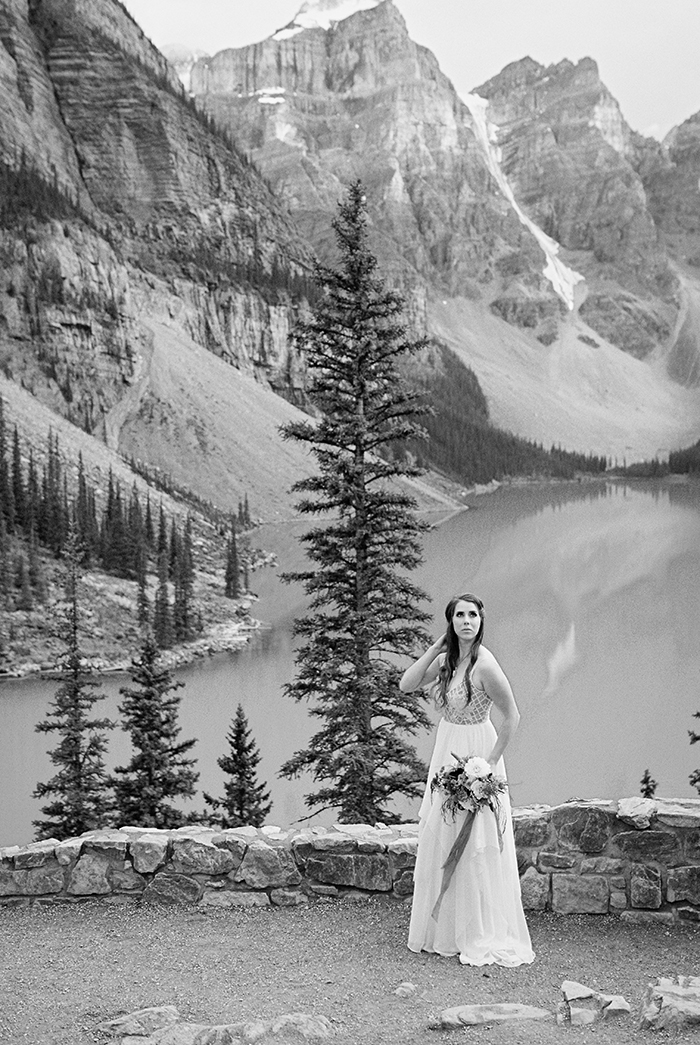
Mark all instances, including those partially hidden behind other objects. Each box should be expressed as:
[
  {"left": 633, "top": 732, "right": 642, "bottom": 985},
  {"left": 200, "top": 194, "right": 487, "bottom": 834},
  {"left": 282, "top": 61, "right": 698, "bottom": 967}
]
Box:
[{"left": 188, "top": 0, "right": 700, "bottom": 458}]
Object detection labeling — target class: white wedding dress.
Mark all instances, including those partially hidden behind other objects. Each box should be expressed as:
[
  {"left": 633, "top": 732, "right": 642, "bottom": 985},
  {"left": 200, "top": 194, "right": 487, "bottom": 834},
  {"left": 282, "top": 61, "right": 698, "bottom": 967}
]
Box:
[{"left": 408, "top": 676, "right": 535, "bottom": 966}]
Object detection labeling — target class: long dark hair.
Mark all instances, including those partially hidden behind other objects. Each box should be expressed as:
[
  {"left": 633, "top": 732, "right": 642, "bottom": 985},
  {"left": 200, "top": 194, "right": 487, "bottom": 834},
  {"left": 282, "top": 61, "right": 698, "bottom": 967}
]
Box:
[{"left": 435, "top": 593, "right": 485, "bottom": 708}]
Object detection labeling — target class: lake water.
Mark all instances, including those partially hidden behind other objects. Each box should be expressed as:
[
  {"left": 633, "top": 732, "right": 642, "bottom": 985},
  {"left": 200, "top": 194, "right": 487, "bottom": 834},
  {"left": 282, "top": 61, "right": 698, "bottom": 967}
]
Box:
[{"left": 2, "top": 480, "right": 699, "bottom": 846}]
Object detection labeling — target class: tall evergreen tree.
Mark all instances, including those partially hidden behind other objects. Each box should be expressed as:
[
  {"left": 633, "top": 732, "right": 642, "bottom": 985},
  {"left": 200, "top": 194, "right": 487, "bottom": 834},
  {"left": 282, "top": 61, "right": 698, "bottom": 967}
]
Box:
[
  {"left": 111, "top": 634, "right": 198, "bottom": 828},
  {"left": 11, "top": 426, "right": 25, "bottom": 531},
  {"left": 173, "top": 516, "right": 195, "bottom": 641},
  {"left": 0, "top": 514, "right": 11, "bottom": 609},
  {"left": 33, "top": 528, "right": 114, "bottom": 839},
  {"left": 224, "top": 518, "right": 240, "bottom": 598},
  {"left": 0, "top": 396, "right": 15, "bottom": 534},
  {"left": 203, "top": 703, "right": 271, "bottom": 827},
  {"left": 153, "top": 549, "right": 174, "bottom": 649},
  {"left": 279, "top": 182, "right": 432, "bottom": 824}
]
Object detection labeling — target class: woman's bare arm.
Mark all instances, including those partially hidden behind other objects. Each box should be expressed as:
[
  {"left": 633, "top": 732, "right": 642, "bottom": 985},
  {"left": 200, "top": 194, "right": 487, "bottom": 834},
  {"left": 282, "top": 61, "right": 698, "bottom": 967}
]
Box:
[
  {"left": 399, "top": 635, "right": 446, "bottom": 692},
  {"left": 477, "top": 648, "right": 521, "bottom": 766}
]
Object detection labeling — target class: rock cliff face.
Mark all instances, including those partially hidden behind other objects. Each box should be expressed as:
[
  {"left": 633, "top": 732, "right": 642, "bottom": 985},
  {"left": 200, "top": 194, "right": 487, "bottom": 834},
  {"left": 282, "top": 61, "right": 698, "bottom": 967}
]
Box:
[
  {"left": 474, "top": 56, "right": 677, "bottom": 360},
  {"left": 0, "top": 0, "right": 313, "bottom": 457}
]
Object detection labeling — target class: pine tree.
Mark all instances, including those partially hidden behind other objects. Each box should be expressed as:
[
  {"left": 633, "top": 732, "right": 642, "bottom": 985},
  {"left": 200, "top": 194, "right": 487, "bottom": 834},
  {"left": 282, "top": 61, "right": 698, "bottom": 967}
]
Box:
[
  {"left": 640, "top": 768, "right": 657, "bottom": 798},
  {"left": 224, "top": 518, "right": 240, "bottom": 598},
  {"left": 0, "top": 395, "right": 15, "bottom": 534},
  {"left": 33, "top": 528, "right": 114, "bottom": 839},
  {"left": 153, "top": 549, "right": 174, "bottom": 649},
  {"left": 136, "top": 543, "right": 150, "bottom": 629},
  {"left": 11, "top": 426, "right": 25, "bottom": 532},
  {"left": 111, "top": 634, "right": 198, "bottom": 828},
  {"left": 0, "top": 514, "right": 11, "bottom": 609},
  {"left": 203, "top": 704, "right": 271, "bottom": 827},
  {"left": 279, "top": 182, "right": 432, "bottom": 824},
  {"left": 173, "top": 516, "right": 195, "bottom": 641}
]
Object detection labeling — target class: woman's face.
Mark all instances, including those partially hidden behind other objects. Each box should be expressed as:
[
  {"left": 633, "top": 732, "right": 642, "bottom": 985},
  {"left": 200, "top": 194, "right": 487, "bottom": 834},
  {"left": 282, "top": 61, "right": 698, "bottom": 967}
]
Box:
[{"left": 451, "top": 600, "right": 482, "bottom": 642}]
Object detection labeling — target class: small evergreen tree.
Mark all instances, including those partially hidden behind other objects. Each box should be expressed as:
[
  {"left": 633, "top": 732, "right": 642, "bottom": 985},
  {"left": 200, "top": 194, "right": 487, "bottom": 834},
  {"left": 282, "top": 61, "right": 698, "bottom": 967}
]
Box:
[
  {"left": 203, "top": 704, "right": 271, "bottom": 827},
  {"left": 111, "top": 634, "right": 198, "bottom": 827},
  {"left": 279, "top": 182, "right": 432, "bottom": 824},
  {"left": 640, "top": 768, "right": 657, "bottom": 798},
  {"left": 33, "top": 528, "right": 114, "bottom": 839}
]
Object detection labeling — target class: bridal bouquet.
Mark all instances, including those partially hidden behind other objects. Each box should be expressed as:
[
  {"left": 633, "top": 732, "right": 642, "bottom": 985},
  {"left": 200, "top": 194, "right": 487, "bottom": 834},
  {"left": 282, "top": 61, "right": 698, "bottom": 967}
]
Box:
[{"left": 429, "top": 754, "right": 507, "bottom": 919}]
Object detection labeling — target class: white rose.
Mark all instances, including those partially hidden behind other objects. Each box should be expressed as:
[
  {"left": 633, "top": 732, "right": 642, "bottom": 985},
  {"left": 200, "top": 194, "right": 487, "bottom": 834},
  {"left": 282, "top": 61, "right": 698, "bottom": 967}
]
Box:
[{"left": 464, "top": 756, "right": 491, "bottom": 779}]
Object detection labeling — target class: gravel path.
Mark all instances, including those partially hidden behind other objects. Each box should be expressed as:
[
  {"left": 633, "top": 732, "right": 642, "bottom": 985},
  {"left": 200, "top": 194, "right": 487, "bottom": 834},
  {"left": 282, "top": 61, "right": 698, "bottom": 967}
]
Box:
[{"left": 0, "top": 898, "right": 697, "bottom": 1044}]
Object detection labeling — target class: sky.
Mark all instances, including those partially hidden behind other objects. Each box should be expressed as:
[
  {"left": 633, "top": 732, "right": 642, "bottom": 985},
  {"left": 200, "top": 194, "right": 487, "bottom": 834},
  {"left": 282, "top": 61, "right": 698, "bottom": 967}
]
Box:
[{"left": 122, "top": 0, "right": 700, "bottom": 140}]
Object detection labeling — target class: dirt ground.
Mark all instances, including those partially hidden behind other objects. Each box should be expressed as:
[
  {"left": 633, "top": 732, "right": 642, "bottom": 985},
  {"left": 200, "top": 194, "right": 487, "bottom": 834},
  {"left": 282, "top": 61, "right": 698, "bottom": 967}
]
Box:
[{"left": 0, "top": 898, "right": 697, "bottom": 1044}]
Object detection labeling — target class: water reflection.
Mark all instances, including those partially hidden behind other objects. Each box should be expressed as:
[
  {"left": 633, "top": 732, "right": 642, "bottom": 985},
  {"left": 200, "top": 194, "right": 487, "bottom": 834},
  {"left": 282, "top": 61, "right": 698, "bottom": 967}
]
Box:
[{"left": 1, "top": 481, "right": 699, "bottom": 845}]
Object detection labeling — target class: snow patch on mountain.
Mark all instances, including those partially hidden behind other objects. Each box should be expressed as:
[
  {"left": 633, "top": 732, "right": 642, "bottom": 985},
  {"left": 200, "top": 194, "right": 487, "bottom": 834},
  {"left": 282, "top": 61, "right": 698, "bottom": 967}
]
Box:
[
  {"left": 464, "top": 93, "right": 585, "bottom": 311},
  {"left": 273, "top": 0, "right": 381, "bottom": 39}
]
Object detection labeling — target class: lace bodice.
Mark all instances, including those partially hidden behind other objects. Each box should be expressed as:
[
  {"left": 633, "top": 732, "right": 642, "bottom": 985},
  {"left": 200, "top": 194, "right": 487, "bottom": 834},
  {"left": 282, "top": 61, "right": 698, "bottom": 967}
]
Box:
[{"left": 441, "top": 677, "right": 492, "bottom": 725}]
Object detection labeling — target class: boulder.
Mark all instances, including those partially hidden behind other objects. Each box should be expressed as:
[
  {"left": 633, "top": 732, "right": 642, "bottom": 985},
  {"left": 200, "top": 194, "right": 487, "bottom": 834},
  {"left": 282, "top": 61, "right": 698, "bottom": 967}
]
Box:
[
  {"left": 142, "top": 873, "right": 202, "bottom": 905},
  {"left": 615, "top": 830, "right": 681, "bottom": 863},
  {"left": 234, "top": 840, "right": 302, "bottom": 889},
  {"left": 12, "top": 864, "right": 65, "bottom": 896},
  {"left": 667, "top": 866, "right": 700, "bottom": 904},
  {"left": 519, "top": 867, "right": 550, "bottom": 911},
  {"left": 551, "top": 805, "right": 612, "bottom": 853},
  {"left": 55, "top": 838, "right": 84, "bottom": 866},
  {"left": 130, "top": 835, "right": 169, "bottom": 874},
  {"left": 0, "top": 869, "right": 19, "bottom": 896},
  {"left": 512, "top": 809, "right": 552, "bottom": 848},
  {"left": 639, "top": 976, "right": 700, "bottom": 1031},
  {"left": 68, "top": 852, "right": 112, "bottom": 895},
  {"left": 13, "top": 840, "right": 59, "bottom": 869},
  {"left": 438, "top": 1003, "right": 551, "bottom": 1027},
  {"left": 559, "top": 980, "right": 631, "bottom": 1023},
  {"left": 111, "top": 864, "right": 146, "bottom": 893},
  {"left": 551, "top": 874, "right": 608, "bottom": 914},
  {"left": 630, "top": 864, "right": 662, "bottom": 908},
  {"left": 392, "top": 871, "right": 414, "bottom": 897},
  {"left": 304, "top": 853, "right": 392, "bottom": 892},
  {"left": 580, "top": 857, "right": 623, "bottom": 874},
  {"left": 616, "top": 796, "right": 657, "bottom": 829},
  {"left": 537, "top": 851, "right": 576, "bottom": 870},
  {"left": 169, "top": 837, "right": 236, "bottom": 876}
]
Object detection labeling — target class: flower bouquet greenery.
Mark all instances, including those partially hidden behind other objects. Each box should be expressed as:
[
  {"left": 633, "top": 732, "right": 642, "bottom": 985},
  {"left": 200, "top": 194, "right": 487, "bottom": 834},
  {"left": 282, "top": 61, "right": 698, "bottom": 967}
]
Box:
[{"left": 429, "top": 754, "right": 507, "bottom": 919}]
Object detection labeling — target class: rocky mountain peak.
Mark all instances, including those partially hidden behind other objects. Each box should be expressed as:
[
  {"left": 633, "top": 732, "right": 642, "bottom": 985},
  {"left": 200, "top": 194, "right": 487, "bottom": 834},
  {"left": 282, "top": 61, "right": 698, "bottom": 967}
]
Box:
[
  {"left": 273, "top": 0, "right": 384, "bottom": 39},
  {"left": 192, "top": 0, "right": 421, "bottom": 101}
]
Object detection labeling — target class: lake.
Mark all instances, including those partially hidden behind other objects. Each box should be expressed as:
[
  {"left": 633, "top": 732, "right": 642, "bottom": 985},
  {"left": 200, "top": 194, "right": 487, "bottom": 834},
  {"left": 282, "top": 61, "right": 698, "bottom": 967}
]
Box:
[{"left": 2, "top": 479, "right": 699, "bottom": 846}]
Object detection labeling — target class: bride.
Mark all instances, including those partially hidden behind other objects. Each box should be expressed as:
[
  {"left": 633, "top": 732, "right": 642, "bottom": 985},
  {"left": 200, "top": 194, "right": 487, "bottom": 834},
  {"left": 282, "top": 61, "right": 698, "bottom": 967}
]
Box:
[{"left": 400, "top": 593, "right": 534, "bottom": 967}]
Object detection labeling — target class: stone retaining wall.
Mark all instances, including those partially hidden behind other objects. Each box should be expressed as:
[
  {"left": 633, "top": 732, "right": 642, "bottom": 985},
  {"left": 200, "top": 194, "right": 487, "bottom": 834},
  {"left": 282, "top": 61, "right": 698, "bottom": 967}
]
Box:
[{"left": 1, "top": 798, "right": 698, "bottom": 921}]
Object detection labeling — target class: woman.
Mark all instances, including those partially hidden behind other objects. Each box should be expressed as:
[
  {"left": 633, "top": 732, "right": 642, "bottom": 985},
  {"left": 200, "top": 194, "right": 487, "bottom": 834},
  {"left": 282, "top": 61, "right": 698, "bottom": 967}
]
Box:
[{"left": 401, "top": 593, "right": 534, "bottom": 967}]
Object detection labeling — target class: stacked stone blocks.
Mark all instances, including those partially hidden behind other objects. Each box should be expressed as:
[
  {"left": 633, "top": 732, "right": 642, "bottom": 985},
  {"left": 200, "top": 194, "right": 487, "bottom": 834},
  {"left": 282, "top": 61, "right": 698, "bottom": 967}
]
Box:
[
  {"left": 1, "top": 798, "right": 698, "bottom": 920},
  {"left": 515, "top": 798, "right": 700, "bottom": 922}
]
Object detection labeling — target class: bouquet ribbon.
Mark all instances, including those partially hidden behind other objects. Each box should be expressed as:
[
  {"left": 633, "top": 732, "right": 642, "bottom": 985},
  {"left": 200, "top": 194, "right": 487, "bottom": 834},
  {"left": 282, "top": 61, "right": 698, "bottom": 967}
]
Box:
[{"left": 431, "top": 804, "right": 504, "bottom": 921}]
